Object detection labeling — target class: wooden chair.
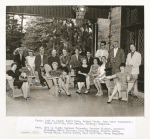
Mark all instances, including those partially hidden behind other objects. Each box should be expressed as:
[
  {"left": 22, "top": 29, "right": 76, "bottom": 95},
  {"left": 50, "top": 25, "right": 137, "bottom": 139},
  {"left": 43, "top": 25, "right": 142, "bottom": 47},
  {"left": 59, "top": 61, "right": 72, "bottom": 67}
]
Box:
[
  {"left": 106, "top": 65, "right": 138, "bottom": 102},
  {"left": 6, "top": 77, "right": 24, "bottom": 99}
]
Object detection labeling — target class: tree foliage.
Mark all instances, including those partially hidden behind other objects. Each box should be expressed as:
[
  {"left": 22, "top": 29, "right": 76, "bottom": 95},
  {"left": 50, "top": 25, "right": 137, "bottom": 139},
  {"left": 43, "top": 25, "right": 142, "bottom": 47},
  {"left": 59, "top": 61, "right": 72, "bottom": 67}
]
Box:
[{"left": 22, "top": 16, "right": 92, "bottom": 56}]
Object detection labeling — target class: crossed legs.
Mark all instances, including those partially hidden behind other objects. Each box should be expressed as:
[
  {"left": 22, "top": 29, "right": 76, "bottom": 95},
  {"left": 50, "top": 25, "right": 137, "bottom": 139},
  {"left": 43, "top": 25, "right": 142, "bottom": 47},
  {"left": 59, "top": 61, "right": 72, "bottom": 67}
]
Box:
[
  {"left": 52, "top": 77, "right": 71, "bottom": 96},
  {"left": 107, "top": 82, "right": 122, "bottom": 103}
]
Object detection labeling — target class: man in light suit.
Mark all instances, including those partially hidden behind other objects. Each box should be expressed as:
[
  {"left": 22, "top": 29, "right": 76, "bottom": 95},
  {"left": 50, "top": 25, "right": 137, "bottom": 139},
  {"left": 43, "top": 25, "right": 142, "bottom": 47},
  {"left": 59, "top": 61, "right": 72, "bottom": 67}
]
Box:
[
  {"left": 126, "top": 43, "right": 141, "bottom": 96},
  {"left": 95, "top": 41, "right": 109, "bottom": 61}
]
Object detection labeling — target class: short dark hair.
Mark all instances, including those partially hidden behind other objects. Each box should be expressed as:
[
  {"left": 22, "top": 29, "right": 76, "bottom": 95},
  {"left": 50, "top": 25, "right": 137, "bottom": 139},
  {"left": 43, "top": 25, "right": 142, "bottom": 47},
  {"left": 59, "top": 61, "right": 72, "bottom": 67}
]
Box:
[
  {"left": 28, "top": 50, "right": 34, "bottom": 55},
  {"left": 101, "top": 56, "right": 106, "bottom": 60},
  {"left": 114, "top": 40, "right": 119, "bottom": 43},
  {"left": 93, "top": 57, "right": 101, "bottom": 65},
  {"left": 119, "top": 63, "right": 126, "bottom": 68},
  {"left": 11, "top": 62, "right": 18, "bottom": 68},
  {"left": 101, "top": 41, "right": 106, "bottom": 45},
  {"left": 75, "top": 47, "right": 79, "bottom": 52},
  {"left": 86, "top": 50, "right": 91, "bottom": 53}
]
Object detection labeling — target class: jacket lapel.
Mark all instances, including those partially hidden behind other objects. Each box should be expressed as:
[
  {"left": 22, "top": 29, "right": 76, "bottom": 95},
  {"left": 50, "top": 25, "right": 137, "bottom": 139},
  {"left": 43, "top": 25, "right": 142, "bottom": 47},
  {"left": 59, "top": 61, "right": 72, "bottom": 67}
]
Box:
[{"left": 131, "top": 51, "right": 137, "bottom": 60}]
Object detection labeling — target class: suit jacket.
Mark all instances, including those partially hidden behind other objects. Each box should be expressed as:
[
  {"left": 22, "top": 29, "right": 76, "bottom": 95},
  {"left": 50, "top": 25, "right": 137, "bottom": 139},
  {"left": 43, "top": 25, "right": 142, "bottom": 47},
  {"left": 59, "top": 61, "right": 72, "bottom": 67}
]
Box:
[
  {"left": 86, "top": 56, "right": 93, "bottom": 67},
  {"left": 70, "top": 54, "right": 82, "bottom": 68},
  {"left": 48, "top": 55, "right": 60, "bottom": 70},
  {"left": 126, "top": 51, "right": 141, "bottom": 74},
  {"left": 108, "top": 48, "right": 125, "bottom": 74},
  {"left": 35, "top": 54, "right": 48, "bottom": 71},
  {"left": 14, "top": 54, "right": 25, "bottom": 70}
]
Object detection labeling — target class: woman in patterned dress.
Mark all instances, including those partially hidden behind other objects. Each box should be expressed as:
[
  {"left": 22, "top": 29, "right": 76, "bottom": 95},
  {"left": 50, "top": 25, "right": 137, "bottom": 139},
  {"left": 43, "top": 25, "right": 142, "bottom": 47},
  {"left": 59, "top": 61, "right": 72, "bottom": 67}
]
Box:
[
  {"left": 104, "top": 63, "right": 130, "bottom": 103},
  {"left": 88, "top": 57, "right": 101, "bottom": 85},
  {"left": 94, "top": 56, "right": 107, "bottom": 96}
]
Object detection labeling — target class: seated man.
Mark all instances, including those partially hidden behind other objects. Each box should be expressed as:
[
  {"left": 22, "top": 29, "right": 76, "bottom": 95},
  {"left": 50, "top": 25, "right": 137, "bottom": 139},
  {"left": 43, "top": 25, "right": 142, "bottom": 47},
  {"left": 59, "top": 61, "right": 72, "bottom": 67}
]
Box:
[
  {"left": 104, "top": 63, "right": 130, "bottom": 103},
  {"left": 45, "top": 62, "right": 71, "bottom": 96}
]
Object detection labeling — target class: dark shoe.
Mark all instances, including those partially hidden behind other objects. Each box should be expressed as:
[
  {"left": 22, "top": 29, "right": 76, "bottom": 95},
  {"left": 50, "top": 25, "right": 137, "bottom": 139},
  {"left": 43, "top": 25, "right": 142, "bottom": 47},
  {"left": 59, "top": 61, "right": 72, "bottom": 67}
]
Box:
[
  {"left": 41, "top": 83, "right": 46, "bottom": 87},
  {"left": 27, "top": 97, "right": 31, "bottom": 100},
  {"left": 67, "top": 94, "right": 71, "bottom": 96},
  {"left": 107, "top": 101, "right": 111, "bottom": 104},
  {"left": 129, "top": 92, "right": 132, "bottom": 95},
  {"left": 119, "top": 97, "right": 122, "bottom": 100}
]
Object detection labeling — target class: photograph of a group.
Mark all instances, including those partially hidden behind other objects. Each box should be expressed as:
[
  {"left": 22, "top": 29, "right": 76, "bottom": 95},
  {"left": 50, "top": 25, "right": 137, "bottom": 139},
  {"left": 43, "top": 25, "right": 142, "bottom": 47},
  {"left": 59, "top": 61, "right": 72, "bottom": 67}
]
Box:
[{"left": 6, "top": 6, "right": 144, "bottom": 116}]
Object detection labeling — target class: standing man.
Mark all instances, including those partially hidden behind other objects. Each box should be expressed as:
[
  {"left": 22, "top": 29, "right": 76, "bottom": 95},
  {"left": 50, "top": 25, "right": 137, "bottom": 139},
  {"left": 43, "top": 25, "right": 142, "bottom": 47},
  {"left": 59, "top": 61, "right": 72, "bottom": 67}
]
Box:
[
  {"left": 48, "top": 49, "right": 60, "bottom": 69},
  {"left": 126, "top": 43, "right": 141, "bottom": 97},
  {"left": 70, "top": 47, "right": 82, "bottom": 77},
  {"left": 13, "top": 47, "right": 26, "bottom": 70},
  {"left": 86, "top": 50, "right": 93, "bottom": 68},
  {"left": 60, "top": 49, "right": 70, "bottom": 93},
  {"left": 107, "top": 41, "right": 125, "bottom": 75},
  {"left": 95, "top": 41, "right": 109, "bottom": 61},
  {"left": 35, "top": 46, "right": 48, "bottom": 86}
]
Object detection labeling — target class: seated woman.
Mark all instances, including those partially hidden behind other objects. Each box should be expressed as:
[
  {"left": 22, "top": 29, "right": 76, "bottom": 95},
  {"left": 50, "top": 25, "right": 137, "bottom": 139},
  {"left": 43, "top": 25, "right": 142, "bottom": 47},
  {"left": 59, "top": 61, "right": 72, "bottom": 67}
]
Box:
[
  {"left": 88, "top": 57, "right": 101, "bottom": 86},
  {"left": 6, "top": 62, "right": 30, "bottom": 100},
  {"left": 104, "top": 63, "right": 130, "bottom": 103},
  {"left": 76, "top": 58, "right": 90, "bottom": 94},
  {"left": 94, "top": 56, "right": 107, "bottom": 96},
  {"left": 45, "top": 62, "right": 71, "bottom": 96}
]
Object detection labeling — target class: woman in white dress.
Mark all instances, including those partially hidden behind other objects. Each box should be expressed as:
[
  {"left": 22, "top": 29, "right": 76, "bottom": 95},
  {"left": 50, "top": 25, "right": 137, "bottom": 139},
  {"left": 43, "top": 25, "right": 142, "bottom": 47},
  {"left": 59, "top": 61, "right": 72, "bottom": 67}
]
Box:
[
  {"left": 94, "top": 56, "right": 107, "bottom": 96},
  {"left": 26, "top": 50, "right": 35, "bottom": 76}
]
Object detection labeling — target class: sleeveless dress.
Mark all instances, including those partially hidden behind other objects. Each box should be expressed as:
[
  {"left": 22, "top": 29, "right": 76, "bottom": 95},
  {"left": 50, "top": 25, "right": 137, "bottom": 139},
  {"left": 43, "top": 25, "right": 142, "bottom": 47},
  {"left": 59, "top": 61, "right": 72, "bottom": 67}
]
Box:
[
  {"left": 76, "top": 65, "right": 90, "bottom": 82},
  {"left": 96, "top": 64, "right": 106, "bottom": 83},
  {"left": 26, "top": 56, "right": 35, "bottom": 76},
  {"left": 89, "top": 65, "right": 100, "bottom": 85},
  {"left": 116, "top": 72, "right": 130, "bottom": 91}
]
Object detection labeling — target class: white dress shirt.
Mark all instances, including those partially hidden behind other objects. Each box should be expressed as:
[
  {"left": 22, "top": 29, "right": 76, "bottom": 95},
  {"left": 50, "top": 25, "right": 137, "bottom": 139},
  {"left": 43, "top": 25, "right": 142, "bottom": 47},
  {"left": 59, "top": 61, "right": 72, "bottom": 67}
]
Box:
[
  {"left": 41, "top": 55, "right": 43, "bottom": 66},
  {"left": 114, "top": 48, "right": 118, "bottom": 58}
]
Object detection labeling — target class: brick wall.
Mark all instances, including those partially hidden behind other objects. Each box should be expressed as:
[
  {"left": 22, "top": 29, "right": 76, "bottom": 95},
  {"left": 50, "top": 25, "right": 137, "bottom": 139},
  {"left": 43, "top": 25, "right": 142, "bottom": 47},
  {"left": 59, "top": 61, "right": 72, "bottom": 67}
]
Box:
[{"left": 110, "top": 7, "right": 121, "bottom": 49}]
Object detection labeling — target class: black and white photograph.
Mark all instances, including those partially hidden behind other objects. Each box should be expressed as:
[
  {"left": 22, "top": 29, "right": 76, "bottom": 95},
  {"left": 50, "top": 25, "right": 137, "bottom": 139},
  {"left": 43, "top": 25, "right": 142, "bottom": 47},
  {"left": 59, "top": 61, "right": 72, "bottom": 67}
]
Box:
[{"left": 5, "top": 5, "right": 144, "bottom": 117}]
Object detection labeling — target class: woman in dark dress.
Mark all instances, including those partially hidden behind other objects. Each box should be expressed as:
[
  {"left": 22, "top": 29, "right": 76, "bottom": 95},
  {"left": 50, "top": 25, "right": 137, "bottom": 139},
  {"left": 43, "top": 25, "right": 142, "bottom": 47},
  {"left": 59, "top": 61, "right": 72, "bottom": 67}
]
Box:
[
  {"left": 76, "top": 58, "right": 90, "bottom": 94},
  {"left": 6, "top": 62, "right": 30, "bottom": 100}
]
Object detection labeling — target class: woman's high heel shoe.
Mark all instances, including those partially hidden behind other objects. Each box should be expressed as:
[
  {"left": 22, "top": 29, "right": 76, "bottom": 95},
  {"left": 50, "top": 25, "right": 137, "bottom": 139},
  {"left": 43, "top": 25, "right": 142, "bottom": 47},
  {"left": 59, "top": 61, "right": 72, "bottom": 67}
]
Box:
[
  {"left": 107, "top": 97, "right": 112, "bottom": 104},
  {"left": 85, "top": 89, "right": 90, "bottom": 94},
  {"left": 76, "top": 90, "right": 81, "bottom": 94}
]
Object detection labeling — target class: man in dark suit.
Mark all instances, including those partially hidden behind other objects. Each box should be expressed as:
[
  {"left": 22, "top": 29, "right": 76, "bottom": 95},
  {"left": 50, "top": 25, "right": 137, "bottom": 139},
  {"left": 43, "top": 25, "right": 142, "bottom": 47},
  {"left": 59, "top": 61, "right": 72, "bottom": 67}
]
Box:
[
  {"left": 86, "top": 51, "right": 93, "bottom": 68},
  {"left": 107, "top": 41, "right": 125, "bottom": 75},
  {"left": 70, "top": 47, "right": 82, "bottom": 77},
  {"left": 48, "top": 49, "right": 60, "bottom": 69},
  {"left": 35, "top": 46, "right": 48, "bottom": 86},
  {"left": 13, "top": 47, "right": 26, "bottom": 70}
]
